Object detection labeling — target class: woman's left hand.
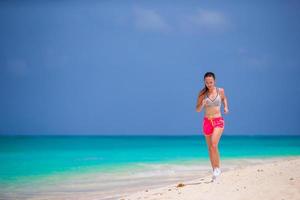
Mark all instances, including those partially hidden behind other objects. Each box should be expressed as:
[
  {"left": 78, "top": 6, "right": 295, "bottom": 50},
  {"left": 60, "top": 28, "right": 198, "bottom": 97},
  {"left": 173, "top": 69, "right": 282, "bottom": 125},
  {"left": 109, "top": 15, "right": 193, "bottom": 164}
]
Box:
[{"left": 224, "top": 107, "right": 229, "bottom": 114}]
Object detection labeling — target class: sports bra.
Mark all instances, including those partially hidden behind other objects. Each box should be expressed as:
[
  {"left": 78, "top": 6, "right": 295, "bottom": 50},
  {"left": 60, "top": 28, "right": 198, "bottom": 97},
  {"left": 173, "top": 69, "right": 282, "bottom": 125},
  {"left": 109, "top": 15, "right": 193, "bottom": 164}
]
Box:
[{"left": 205, "top": 87, "right": 222, "bottom": 108}]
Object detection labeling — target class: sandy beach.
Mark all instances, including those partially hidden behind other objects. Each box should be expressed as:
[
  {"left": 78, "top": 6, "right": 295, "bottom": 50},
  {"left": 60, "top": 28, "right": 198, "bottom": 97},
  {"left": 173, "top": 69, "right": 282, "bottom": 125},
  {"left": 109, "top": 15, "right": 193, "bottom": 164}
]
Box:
[{"left": 120, "top": 156, "right": 300, "bottom": 200}]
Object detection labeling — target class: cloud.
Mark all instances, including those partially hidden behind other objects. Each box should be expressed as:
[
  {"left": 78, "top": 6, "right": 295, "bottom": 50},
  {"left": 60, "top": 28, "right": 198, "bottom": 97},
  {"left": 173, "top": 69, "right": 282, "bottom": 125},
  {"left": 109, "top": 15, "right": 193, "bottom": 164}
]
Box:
[
  {"left": 5, "top": 59, "right": 29, "bottom": 77},
  {"left": 191, "top": 9, "right": 228, "bottom": 27},
  {"left": 131, "top": 7, "right": 232, "bottom": 35},
  {"left": 132, "top": 6, "right": 171, "bottom": 33},
  {"left": 179, "top": 8, "right": 232, "bottom": 33},
  {"left": 237, "top": 47, "right": 270, "bottom": 71}
]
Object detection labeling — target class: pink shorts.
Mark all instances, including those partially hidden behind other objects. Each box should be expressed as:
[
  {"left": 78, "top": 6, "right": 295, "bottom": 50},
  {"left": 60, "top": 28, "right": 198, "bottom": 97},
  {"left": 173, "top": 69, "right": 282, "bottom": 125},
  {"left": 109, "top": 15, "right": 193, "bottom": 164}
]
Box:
[{"left": 202, "top": 116, "right": 225, "bottom": 136}]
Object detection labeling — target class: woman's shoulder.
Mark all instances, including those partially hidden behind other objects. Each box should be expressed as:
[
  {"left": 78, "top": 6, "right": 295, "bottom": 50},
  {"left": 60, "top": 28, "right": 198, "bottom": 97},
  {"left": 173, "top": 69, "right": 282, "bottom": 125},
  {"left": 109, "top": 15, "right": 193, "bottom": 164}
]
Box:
[
  {"left": 201, "top": 91, "right": 207, "bottom": 98},
  {"left": 198, "top": 90, "right": 207, "bottom": 99},
  {"left": 218, "top": 87, "right": 224, "bottom": 92},
  {"left": 218, "top": 87, "right": 225, "bottom": 99}
]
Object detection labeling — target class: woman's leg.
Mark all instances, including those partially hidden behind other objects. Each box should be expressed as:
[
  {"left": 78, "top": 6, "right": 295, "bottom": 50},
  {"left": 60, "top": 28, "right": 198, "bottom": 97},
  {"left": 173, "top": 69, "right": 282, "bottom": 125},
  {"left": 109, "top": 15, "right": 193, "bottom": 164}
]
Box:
[
  {"left": 210, "top": 127, "right": 224, "bottom": 168},
  {"left": 204, "top": 135, "right": 214, "bottom": 168}
]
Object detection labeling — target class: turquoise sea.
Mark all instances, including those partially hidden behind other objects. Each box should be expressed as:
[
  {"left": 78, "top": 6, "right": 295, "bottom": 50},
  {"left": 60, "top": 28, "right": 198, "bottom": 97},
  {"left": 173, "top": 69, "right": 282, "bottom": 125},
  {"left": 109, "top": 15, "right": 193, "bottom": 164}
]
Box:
[
  {"left": 1, "top": 135, "right": 300, "bottom": 184},
  {"left": 1, "top": 135, "right": 300, "bottom": 199}
]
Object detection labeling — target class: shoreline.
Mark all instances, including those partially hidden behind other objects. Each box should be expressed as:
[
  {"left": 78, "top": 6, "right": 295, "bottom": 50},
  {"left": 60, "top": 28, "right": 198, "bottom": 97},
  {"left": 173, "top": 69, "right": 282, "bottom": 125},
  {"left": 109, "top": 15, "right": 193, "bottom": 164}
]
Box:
[
  {"left": 1, "top": 155, "right": 299, "bottom": 200},
  {"left": 119, "top": 156, "right": 300, "bottom": 200}
]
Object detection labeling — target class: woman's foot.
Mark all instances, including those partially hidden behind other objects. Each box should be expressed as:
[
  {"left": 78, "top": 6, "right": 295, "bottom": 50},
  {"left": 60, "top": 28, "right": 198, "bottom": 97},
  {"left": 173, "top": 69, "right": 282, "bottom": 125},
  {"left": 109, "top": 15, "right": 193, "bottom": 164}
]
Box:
[{"left": 212, "top": 167, "right": 221, "bottom": 181}]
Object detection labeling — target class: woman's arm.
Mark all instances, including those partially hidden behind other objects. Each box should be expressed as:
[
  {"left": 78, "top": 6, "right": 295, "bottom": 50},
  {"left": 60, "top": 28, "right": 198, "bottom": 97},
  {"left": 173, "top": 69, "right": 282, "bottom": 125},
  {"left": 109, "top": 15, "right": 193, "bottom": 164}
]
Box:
[
  {"left": 196, "top": 92, "right": 205, "bottom": 112},
  {"left": 220, "top": 88, "right": 229, "bottom": 114}
]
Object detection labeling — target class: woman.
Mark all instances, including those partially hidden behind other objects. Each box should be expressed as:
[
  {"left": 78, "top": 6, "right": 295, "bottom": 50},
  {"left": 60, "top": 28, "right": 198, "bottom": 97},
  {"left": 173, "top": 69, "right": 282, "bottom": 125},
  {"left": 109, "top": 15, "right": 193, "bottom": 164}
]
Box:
[{"left": 196, "top": 72, "right": 229, "bottom": 181}]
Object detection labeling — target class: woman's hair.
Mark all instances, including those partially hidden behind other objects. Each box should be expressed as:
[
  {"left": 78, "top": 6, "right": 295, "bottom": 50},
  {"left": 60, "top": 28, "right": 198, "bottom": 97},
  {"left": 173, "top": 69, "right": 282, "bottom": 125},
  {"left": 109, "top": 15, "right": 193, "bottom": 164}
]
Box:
[{"left": 198, "top": 72, "right": 216, "bottom": 98}]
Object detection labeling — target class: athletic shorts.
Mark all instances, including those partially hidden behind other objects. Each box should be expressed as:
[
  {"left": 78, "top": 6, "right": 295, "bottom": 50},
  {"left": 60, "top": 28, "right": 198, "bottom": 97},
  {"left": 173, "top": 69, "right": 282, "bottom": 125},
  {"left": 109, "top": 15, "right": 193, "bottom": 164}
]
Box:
[{"left": 202, "top": 116, "right": 225, "bottom": 136}]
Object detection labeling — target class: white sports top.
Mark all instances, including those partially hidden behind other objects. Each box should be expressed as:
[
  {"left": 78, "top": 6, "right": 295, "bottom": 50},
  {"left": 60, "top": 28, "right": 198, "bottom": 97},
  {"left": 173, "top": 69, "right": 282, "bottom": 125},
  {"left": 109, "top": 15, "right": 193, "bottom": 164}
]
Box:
[{"left": 205, "top": 87, "right": 222, "bottom": 108}]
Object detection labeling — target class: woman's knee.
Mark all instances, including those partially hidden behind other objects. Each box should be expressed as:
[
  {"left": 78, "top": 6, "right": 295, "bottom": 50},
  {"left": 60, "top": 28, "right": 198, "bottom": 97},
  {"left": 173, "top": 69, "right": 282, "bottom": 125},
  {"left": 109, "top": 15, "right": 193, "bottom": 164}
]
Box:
[{"left": 209, "top": 142, "right": 218, "bottom": 151}]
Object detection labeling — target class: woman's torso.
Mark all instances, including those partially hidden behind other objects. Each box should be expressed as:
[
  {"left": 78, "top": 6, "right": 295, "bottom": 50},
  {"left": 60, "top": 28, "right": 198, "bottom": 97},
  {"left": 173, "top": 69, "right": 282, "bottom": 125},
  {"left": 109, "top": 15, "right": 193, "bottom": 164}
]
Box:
[{"left": 204, "top": 87, "right": 222, "bottom": 118}]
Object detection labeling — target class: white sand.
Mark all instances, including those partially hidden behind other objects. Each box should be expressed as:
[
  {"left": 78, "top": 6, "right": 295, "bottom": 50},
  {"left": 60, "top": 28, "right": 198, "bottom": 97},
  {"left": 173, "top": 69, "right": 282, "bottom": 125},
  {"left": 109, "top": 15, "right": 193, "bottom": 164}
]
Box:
[{"left": 120, "top": 156, "right": 300, "bottom": 200}]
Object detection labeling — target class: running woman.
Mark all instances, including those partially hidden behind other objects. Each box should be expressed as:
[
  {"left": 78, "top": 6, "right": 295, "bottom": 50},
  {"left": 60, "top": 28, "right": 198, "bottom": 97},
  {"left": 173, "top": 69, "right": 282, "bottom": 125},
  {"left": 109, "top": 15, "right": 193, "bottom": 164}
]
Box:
[{"left": 196, "top": 72, "right": 229, "bottom": 181}]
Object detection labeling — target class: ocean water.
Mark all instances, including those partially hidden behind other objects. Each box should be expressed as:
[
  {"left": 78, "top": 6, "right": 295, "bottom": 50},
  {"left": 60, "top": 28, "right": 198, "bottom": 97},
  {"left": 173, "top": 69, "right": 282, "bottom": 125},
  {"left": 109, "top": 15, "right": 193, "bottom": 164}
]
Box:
[{"left": 1, "top": 135, "right": 300, "bottom": 199}]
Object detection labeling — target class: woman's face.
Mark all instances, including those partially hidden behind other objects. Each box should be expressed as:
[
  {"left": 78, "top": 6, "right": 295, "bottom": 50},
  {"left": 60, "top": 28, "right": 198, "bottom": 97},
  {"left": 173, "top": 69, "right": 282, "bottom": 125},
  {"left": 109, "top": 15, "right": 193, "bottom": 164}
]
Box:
[{"left": 204, "top": 77, "right": 215, "bottom": 90}]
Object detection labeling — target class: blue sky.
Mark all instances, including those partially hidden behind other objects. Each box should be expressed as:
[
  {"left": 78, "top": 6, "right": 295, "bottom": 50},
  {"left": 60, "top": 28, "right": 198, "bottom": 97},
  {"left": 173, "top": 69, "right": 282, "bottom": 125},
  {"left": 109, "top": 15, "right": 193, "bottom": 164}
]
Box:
[{"left": 0, "top": 0, "right": 299, "bottom": 135}]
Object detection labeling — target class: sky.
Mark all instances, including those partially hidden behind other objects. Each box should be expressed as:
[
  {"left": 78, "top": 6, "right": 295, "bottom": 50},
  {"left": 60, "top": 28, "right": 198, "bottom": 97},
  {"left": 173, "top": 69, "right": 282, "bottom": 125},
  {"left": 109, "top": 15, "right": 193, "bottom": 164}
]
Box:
[{"left": 0, "top": 0, "right": 300, "bottom": 136}]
